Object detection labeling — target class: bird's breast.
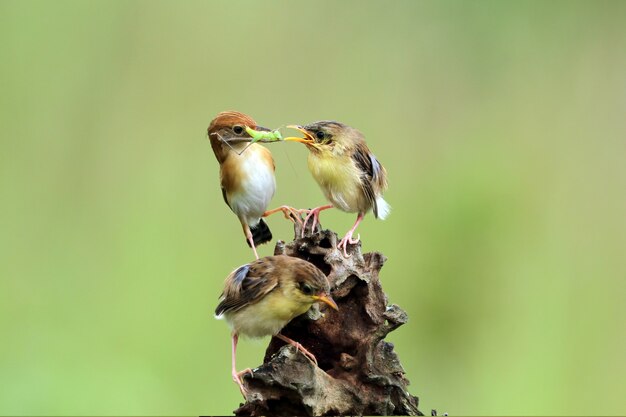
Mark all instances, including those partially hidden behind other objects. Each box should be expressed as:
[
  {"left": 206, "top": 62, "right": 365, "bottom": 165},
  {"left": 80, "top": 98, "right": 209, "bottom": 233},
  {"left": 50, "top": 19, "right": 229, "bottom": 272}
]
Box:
[
  {"left": 225, "top": 289, "right": 311, "bottom": 338},
  {"left": 307, "top": 152, "right": 366, "bottom": 213},
  {"left": 221, "top": 145, "right": 276, "bottom": 221}
]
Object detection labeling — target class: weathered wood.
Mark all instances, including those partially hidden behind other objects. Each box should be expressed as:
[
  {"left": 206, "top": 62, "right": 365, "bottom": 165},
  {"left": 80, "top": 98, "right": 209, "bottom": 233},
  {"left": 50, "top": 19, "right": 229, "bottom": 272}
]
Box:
[{"left": 234, "top": 220, "right": 422, "bottom": 416}]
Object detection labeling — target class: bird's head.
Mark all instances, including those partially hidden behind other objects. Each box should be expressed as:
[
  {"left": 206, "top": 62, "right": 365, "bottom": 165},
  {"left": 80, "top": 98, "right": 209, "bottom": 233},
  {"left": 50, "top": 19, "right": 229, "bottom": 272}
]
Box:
[
  {"left": 285, "top": 262, "right": 338, "bottom": 312},
  {"left": 284, "top": 121, "right": 362, "bottom": 155},
  {"left": 207, "top": 111, "right": 271, "bottom": 160}
]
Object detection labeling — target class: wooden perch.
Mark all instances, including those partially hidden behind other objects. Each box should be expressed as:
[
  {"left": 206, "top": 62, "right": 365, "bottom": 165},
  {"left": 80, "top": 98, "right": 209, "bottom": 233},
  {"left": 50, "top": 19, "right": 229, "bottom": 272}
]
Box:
[{"left": 233, "top": 220, "right": 423, "bottom": 416}]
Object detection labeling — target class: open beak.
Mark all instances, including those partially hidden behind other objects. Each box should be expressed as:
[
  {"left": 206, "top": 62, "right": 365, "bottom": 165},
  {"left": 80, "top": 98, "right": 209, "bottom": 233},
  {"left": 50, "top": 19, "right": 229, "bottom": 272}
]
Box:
[
  {"left": 312, "top": 293, "right": 339, "bottom": 311},
  {"left": 284, "top": 125, "right": 315, "bottom": 144}
]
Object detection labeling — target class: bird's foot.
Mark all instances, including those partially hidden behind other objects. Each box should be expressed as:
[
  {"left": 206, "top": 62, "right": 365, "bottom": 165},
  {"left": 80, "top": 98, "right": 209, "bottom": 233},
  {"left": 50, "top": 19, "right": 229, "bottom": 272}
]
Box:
[
  {"left": 232, "top": 367, "right": 253, "bottom": 397},
  {"left": 337, "top": 231, "right": 361, "bottom": 258},
  {"left": 300, "top": 204, "right": 333, "bottom": 238},
  {"left": 276, "top": 333, "right": 318, "bottom": 366},
  {"left": 237, "top": 367, "right": 254, "bottom": 379},
  {"left": 263, "top": 205, "right": 303, "bottom": 225},
  {"left": 291, "top": 340, "right": 318, "bottom": 366}
]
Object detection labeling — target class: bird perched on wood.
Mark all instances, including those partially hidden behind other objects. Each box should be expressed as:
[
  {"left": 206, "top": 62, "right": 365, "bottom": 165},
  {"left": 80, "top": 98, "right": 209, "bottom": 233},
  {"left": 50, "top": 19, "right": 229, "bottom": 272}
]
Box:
[
  {"left": 215, "top": 255, "right": 338, "bottom": 396},
  {"left": 207, "top": 111, "right": 292, "bottom": 259},
  {"left": 285, "top": 121, "right": 390, "bottom": 257}
]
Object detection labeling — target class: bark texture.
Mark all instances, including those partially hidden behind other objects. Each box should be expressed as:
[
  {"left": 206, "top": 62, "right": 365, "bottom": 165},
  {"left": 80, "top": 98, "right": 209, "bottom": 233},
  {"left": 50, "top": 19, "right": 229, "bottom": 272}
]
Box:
[{"left": 234, "top": 220, "right": 422, "bottom": 416}]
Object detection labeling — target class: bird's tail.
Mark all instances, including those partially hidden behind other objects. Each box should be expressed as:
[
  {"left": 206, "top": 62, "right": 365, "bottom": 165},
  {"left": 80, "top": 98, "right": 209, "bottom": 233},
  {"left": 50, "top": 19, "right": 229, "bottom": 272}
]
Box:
[
  {"left": 375, "top": 196, "right": 391, "bottom": 220},
  {"left": 248, "top": 219, "right": 272, "bottom": 247}
]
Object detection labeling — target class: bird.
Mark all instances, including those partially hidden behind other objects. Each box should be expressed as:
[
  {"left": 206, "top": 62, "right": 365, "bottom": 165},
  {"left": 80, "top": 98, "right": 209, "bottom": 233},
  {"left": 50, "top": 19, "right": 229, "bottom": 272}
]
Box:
[
  {"left": 207, "top": 111, "right": 294, "bottom": 259},
  {"left": 285, "top": 121, "right": 390, "bottom": 257},
  {"left": 215, "top": 255, "right": 338, "bottom": 396}
]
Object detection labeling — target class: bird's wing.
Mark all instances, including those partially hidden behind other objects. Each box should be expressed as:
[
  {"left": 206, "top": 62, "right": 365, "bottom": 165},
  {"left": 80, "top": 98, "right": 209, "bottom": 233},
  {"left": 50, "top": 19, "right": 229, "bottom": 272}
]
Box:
[
  {"left": 352, "top": 143, "right": 388, "bottom": 217},
  {"left": 215, "top": 262, "right": 279, "bottom": 316},
  {"left": 221, "top": 186, "right": 231, "bottom": 209}
]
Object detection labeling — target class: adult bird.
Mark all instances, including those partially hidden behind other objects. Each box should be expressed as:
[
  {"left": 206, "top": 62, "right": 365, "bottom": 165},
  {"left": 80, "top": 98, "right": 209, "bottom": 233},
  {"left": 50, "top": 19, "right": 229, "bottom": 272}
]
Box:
[
  {"left": 207, "top": 111, "right": 286, "bottom": 259},
  {"left": 285, "top": 121, "right": 390, "bottom": 257},
  {"left": 215, "top": 255, "right": 338, "bottom": 396}
]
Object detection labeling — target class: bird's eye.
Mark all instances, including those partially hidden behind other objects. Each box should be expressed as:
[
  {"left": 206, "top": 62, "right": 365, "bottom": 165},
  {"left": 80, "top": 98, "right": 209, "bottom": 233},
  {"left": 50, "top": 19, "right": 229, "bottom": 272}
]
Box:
[
  {"left": 232, "top": 125, "right": 244, "bottom": 135},
  {"left": 300, "top": 283, "right": 314, "bottom": 296},
  {"left": 315, "top": 131, "right": 325, "bottom": 141}
]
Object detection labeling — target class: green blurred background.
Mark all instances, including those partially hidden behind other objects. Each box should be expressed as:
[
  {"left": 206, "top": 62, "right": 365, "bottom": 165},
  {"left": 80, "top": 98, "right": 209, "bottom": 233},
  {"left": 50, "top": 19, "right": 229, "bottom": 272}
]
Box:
[{"left": 1, "top": 0, "right": 625, "bottom": 415}]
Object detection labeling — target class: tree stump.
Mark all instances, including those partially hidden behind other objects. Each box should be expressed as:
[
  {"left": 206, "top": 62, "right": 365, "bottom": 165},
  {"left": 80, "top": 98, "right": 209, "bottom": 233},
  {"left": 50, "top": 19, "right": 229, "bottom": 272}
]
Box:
[{"left": 233, "top": 220, "right": 422, "bottom": 416}]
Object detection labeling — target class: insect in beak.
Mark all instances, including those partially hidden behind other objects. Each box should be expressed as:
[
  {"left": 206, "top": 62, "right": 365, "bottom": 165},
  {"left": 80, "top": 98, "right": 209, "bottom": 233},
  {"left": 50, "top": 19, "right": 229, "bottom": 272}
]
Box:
[
  {"left": 284, "top": 125, "right": 315, "bottom": 144},
  {"left": 253, "top": 125, "right": 272, "bottom": 133},
  {"left": 312, "top": 293, "right": 339, "bottom": 310},
  {"left": 244, "top": 126, "right": 283, "bottom": 144}
]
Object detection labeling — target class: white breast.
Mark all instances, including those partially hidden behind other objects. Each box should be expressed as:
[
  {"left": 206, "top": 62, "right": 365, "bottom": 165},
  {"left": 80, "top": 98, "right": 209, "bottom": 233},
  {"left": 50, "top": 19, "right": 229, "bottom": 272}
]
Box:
[{"left": 228, "top": 147, "right": 276, "bottom": 225}]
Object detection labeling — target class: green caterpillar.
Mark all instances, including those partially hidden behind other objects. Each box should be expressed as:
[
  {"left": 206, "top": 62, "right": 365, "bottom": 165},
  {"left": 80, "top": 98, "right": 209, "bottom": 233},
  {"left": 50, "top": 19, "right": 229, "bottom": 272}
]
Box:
[{"left": 245, "top": 126, "right": 283, "bottom": 143}]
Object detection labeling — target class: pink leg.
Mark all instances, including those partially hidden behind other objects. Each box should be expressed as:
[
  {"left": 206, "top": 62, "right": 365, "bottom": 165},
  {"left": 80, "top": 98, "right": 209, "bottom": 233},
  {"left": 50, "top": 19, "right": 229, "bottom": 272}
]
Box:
[
  {"left": 301, "top": 204, "right": 334, "bottom": 237},
  {"left": 243, "top": 224, "right": 259, "bottom": 260},
  {"left": 275, "top": 333, "right": 318, "bottom": 366},
  {"left": 337, "top": 213, "right": 365, "bottom": 258},
  {"left": 231, "top": 332, "right": 252, "bottom": 397},
  {"left": 263, "top": 205, "right": 303, "bottom": 225}
]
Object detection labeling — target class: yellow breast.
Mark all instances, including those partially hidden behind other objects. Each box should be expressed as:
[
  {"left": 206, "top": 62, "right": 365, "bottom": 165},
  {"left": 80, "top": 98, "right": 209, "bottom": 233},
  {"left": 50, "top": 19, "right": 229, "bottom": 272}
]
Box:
[
  {"left": 225, "top": 288, "right": 312, "bottom": 338},
  {"left": 307, "top": 151, "right": 367, "bottom": 213}
]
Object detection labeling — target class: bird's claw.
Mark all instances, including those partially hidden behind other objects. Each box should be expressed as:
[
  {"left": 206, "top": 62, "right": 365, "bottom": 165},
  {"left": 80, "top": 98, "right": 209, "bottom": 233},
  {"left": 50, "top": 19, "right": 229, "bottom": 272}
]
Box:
[
  {"left": 232, "top": 367, "right": 253, "bottom": 397},
  {"left": 337, "top": 232, "right": 360, "bottom": 258},
  {"left": 237, "top": 368, "right": 254, "bottom": 379},
  {"left": 277, "top": 334, "right": 319, "bottom": 366},
  {"left": 263, "top": 205, "right": 303, "bottom": 225},
  {"left": 292, "top": 341, "right": 318, "bottom": 366},
  {"left": 280, "top": 206, "right": 303, "bottom": 225},
  {"left": 300, "top": 205, "right": 333, "bottom": 238},
  {"left": 301, "top": 209, "right": 317, "bottom": 238}
]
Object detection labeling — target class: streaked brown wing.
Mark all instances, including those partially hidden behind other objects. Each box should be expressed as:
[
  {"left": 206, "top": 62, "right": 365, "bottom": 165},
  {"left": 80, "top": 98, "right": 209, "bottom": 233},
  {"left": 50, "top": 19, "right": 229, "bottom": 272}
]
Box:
[
  {"left": 352, "top": 142, "right": 388, "bottom": 217},
  {"left": 215, "top": 261, "right": 279, "bottom": 316}
]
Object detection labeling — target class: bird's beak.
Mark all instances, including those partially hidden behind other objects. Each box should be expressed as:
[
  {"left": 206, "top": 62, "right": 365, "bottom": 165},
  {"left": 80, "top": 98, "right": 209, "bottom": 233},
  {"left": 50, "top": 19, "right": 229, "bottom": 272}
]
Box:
[
  {"left": 254, "top": 125, "right": 272, "bottom": 132},
  {"left": 312, "top": 293, "right": 339, "bottom": 310},
  {"left": 284, "top": 125, "right": 315, "bottom": 144}
]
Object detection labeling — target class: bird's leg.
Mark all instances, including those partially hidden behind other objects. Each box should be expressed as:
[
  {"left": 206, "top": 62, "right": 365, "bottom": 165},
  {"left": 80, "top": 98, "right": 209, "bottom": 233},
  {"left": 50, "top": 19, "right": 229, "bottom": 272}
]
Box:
[
  {"left": 337, "top": 213, "right": 364, "bottom": 258},
  {"left": 242, "top": 224, "right": 259, "bottom": 260},
  {"left": 275, "top": 333, "right": 318, "bottom": 366},
  {"left": 231, "top": 332, "right": 251, "bottom": 397},
  {"left": 262, "top": 205, "right": 303, "bottom": 225},
  {"left": 301, "top": 204, "right": 334, "bottom": 237}
]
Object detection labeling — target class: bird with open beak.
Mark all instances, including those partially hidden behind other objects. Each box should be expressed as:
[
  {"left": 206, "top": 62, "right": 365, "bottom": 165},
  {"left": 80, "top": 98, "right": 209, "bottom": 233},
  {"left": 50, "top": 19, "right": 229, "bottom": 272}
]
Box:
[
  {"left": 285, "top": 121, "right": 390, "bottom": 257},
  {"left": 207, "top": 111, "right": 293, "bottom": 259},
  {"left": 215, "top": 255, "right": 338, "bottom": 397}
]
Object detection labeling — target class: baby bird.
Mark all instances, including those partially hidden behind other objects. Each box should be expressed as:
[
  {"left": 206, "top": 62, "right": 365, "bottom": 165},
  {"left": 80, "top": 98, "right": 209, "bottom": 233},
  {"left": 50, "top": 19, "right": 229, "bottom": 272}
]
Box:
[
  {"left": 207, "top": 111, "right": 277, "bottom": 259},
  {"left": 215, "top": 255, "right": 338, "bottom": 396},
  {"left": 285, "top": 121, "right": 390, "bottom": 257}
]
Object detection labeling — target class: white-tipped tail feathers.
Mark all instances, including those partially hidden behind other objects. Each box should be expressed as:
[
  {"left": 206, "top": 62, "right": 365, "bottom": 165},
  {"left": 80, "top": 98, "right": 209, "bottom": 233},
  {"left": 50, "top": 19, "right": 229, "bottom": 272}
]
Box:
[{"left": 376, "top": 196, "right": 391, "bottom": 220}]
